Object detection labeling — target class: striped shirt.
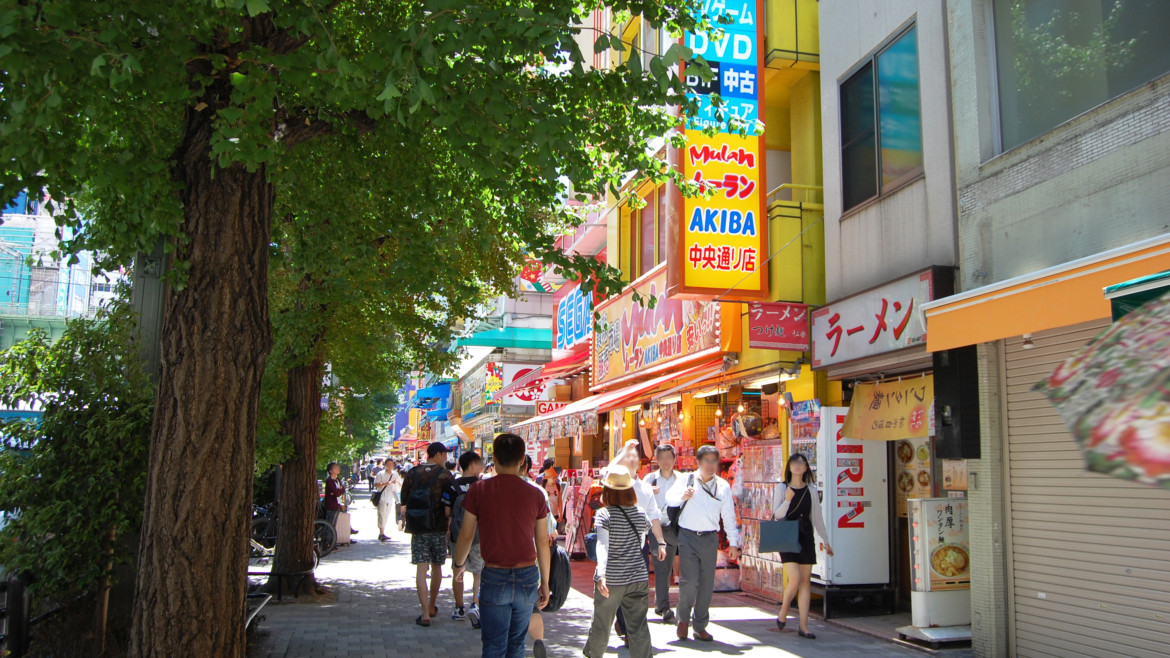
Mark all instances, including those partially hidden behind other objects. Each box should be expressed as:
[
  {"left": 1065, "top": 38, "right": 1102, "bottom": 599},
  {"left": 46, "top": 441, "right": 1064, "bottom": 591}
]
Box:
[{"left": 594, "top": 505, "right": 650, "bottom": 587}]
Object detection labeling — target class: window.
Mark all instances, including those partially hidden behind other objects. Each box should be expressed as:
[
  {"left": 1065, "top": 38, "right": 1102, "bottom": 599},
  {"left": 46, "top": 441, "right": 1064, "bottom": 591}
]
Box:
[
  {"left": 994, "top": 0, "right": 1170, "bottom": 151},
  {"left": 840, "top": 25, "right": 923, "bottom": 212},
  {"left": 639, "top": 191, "right": 655, "bottom": 277}
]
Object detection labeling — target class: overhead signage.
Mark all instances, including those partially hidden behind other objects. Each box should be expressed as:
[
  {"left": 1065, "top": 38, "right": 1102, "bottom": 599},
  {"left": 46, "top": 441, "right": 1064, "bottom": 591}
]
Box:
[
  {"left": 671, "top": 0, "right": 768, "bottom": 299},
  {"left": 748, "top": 302, "right": 810, "bottom": 351},
  {"left": 536, "top": 401, "right": 569, "bottom": 416},
  {"left": 592, "top": 265, "right": 737, "bottom": 388},
  {"left": 842, "top": 375, "right": 935, "bottom": 441},
  {"left": 811, "top": 269, "right": 946, "bottom": 368},
  {"left": 554, "top": 283, "right": 594, "bottom": 351}
]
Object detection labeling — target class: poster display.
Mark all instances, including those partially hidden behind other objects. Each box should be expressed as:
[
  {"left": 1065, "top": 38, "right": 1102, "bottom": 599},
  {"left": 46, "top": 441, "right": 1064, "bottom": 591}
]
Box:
[
  {"left": 909, "top": 498, "right": 971, "bottom": 592},
  {"left": 737, "top": 441, "right": 787, "bottom": 602},
  {"left": 894, "top": 437, "right": 932, "bottom": 517}
]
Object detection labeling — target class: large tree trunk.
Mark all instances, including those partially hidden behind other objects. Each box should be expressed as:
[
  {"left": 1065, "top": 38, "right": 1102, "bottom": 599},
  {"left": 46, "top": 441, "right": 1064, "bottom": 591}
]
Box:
[
  {"left": 129, "top": 97, "right": 274, "bottom": 658},
  {"left": 267, "top": 354, "right": 325, "bottom": 596}
]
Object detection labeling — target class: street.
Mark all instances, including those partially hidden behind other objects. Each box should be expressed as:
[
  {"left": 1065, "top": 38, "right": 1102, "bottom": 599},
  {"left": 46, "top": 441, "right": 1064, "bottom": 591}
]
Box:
[{"left": 249, "top": 494, "right": 953, "bottom": 658}]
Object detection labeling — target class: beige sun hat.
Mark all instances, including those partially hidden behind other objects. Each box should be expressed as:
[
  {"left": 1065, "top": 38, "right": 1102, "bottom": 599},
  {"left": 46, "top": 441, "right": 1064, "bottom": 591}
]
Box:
[{"left": 600, "top": 463, "right": 635, "bottom": 490}]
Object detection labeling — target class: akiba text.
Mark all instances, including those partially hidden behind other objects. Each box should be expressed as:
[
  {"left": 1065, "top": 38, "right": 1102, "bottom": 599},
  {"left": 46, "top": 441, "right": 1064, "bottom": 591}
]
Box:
[{"left": 688, "top": 207, "right": 757, "bottom": 236}]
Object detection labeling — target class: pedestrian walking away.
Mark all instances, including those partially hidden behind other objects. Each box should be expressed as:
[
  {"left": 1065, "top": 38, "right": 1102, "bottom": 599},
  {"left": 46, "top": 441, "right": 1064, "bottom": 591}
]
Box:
[
  {"left": 665, "top": 444, "right": 740, "bottom": 643},
  {"left": 453, "top": 434, "right": 551, "bottom": 658},
  {"left": 521, "top": 455, "right": 558, "bottom": 658},
  {"left": 644, "top": 443, "right": 681, "bottom": 622},
  {"left": 583, "top": 465, "right": 654, "bottom": 658},
  {"left": 444, "top": 450, "right": 485, "bottom": 626},
  {"left": 772, "top": 453, "right": 833, "bottom": 639},
  {"left": 399, "top": 441, "right": 456, "bottom": 627}
]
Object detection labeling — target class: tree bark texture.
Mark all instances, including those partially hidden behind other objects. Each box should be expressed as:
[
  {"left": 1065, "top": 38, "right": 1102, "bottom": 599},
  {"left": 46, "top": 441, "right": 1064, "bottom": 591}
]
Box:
[
  {"left": 267, "top": 354, "right": 325, "bottom": 595},
  {"left": 129, "top": 98, "right": 274, "bottom": 658}
]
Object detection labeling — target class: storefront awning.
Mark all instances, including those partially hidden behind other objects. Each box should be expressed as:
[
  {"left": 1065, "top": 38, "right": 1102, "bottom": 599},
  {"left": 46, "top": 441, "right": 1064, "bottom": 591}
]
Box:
[
  {"left": 414, "top": 383, "right": 451, "bottom": 402},
  {"left": 425, "top": 406, "right": 451, "bottom": 420},
  {"left": 455, "top": 327, "right": 553, "bottom": 350},
  {"left": 1104, "top": 270, "right": 1170, "bottom": 319},
  {"left": 922, "top": 233, "right": 1170, "bottom": 352},
  {"left": 495, "top": 349, "right": 590, "bottom": 399}
]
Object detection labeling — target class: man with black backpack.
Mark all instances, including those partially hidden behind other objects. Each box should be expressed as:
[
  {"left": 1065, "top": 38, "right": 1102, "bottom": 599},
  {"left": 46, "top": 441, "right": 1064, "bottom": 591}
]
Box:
[
  {"left": 443, "top": 450, "right": 484, "bottom": 627},
  {"left": 399, "top": 441, "right": 456, "bottom": 627}
]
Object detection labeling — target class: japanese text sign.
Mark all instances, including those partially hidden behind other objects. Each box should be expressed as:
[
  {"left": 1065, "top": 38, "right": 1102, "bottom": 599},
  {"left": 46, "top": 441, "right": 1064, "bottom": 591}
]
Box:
[
  {"left": 593, "top": 265, "right": 723, "bottom": 388},
  {"left": 555, "top": 283, "right": 593, "bottom": 351},
  {"left": 842, "top": 375, "right": 935, "bottom": 441},
  {"left": 811, "top": 269, "right": 937, "bottom": 368},
  {"left": 673, "top": 0, "right": 768, "bottom": 298},
  {"left": 748, "top": 302, "right": 809, "bottom": 350}
]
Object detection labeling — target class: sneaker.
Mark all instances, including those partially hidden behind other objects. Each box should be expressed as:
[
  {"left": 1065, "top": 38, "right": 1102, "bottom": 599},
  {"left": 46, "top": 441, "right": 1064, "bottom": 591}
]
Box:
[
  {"left": 533, "top": 639, "right": 547, "bottom": 658},
  {"left": 468, "top": 604, "right": 481, "bottom": 629},
  {"left": 451, "top": 606, "right": 466, "bottom": 621}
]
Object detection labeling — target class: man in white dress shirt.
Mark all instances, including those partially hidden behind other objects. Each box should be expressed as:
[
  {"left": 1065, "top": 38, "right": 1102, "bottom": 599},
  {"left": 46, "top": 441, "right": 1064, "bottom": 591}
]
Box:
[
  {"left": 643, "top": 444, "right": 681, "bottom": 621},
  {"left": 664, "top": 444, "right": 740, "bottom": 642}
]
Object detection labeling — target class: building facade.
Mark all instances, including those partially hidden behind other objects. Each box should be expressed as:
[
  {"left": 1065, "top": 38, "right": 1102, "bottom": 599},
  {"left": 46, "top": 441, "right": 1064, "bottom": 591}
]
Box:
[{"left": 931, "top": 2, "right": 1170, "bottom": 656}]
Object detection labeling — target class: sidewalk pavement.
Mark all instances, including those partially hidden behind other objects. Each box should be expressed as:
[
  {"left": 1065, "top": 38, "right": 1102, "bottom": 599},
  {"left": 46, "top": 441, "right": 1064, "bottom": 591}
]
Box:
[{"left": 248, "top": 491, "right": 952, "bottom": 658}]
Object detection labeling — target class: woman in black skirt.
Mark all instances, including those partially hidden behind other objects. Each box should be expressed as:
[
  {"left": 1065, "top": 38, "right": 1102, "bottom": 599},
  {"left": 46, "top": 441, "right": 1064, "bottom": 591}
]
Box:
[{"left": 771, "top": 453, "right": 833, "bottom": 639}]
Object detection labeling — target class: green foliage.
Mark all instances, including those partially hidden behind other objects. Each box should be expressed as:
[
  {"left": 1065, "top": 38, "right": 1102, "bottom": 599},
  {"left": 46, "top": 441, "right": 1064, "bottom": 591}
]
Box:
[
  {"left": 0, "top": 298, "right": 154, "bottom": 598},
  {"left": 1, "top": 0, "right": 712, "bottom": 292}
]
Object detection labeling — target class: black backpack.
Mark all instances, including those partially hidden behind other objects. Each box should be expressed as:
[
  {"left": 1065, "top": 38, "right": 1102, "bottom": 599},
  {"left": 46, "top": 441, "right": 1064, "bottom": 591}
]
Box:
[
  {"left": 448, "top": 481, "right": 479, "bottom": 544},
  {"left": 544, "top": 546, "right": 572, "bottom": 613},
  {"left": 404, "top": 467, "right": 443, "bottom": 534}
]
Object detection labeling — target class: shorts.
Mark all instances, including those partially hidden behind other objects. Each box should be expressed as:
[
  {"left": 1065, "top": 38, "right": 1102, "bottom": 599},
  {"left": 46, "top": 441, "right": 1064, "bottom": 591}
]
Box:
[
  {"left": 411, "top": 532, "right": 448, "bottom": 565},
  {"left": 449, "top": 540, "right": 484, "bottom": 575}
]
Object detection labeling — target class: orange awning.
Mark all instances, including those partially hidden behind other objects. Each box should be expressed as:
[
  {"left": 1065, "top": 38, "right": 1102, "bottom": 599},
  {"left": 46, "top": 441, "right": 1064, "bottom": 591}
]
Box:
[{"left": 922, "top": 234, "right": 1170, "bottom": 352}]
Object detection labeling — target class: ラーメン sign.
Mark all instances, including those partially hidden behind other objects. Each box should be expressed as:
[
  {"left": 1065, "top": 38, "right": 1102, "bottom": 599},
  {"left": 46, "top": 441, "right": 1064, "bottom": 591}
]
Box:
[
  {"left": 592, "top": 264, "right": 740, "bottom": 388},
  {"left": 670, "top": 0, "right": 768, "bottom": 299}
]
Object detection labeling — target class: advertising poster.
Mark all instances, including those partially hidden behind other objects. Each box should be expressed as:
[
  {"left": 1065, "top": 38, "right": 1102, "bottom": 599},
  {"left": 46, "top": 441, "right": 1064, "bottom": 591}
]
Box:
[
  {"left": 911, "top": 499, "right": 971, "bottom": 592},
  {"left": 894, "top": 437, "right": 932, "bottom": 517}
]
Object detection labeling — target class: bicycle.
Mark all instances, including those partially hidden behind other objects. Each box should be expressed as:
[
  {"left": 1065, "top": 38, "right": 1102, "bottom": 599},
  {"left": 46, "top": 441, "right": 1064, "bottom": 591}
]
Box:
[{"left": 251, "top": 502, "right": 337, "bottom": 559}]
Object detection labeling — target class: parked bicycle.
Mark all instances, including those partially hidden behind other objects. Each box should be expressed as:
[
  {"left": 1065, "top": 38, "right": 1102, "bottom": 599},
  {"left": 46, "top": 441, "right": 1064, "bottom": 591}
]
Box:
[{"left": 251, "top": 502, "right": 337, "bottom": 559}]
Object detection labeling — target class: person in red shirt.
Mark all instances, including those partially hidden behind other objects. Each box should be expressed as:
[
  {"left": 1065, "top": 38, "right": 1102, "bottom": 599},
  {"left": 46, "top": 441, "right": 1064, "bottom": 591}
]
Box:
[{"left": 454, "top": 434, "right": 551, "bottom": 658}]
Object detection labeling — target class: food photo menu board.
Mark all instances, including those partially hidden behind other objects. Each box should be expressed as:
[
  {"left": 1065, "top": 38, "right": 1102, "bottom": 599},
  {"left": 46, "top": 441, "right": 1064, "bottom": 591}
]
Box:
[{"left": 894, "top": 437, "right": 932, "bottom": 517}]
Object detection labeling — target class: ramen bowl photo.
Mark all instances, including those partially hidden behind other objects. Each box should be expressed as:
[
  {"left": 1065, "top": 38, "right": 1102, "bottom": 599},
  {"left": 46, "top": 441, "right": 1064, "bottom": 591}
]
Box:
[{"left": 930, "top": 544, "right": 970, "bottom": 579}]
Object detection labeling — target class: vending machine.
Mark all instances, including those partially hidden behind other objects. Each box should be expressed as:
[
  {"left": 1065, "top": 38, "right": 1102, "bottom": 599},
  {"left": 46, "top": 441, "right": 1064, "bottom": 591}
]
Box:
[{"left": 813, "top": 407, "right": 890, "bottom": 586}]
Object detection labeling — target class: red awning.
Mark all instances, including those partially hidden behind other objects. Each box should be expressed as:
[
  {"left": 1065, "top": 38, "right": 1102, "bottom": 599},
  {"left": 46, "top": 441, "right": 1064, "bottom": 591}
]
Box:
[{"left": 495, "top": 349, "right": 590, "bottom": 399}]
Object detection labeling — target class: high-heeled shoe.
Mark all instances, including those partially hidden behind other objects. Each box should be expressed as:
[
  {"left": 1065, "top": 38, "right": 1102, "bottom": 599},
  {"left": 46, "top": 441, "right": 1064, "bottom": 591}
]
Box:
[
  {"left": 776, "top": 617, "right": 786, "bottom": 631},
  {"left": 798, "top": 629, "right": 816, "bottom": 639}
]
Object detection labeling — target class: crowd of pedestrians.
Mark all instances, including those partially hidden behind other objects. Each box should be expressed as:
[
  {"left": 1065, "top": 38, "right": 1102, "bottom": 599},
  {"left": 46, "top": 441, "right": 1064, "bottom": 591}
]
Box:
[{"left": 328, "top": 433, "right": 831, "bottom": 658}]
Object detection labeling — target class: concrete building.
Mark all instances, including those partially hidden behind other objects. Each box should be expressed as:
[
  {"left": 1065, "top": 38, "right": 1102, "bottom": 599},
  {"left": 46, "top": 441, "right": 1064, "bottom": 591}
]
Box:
[{"left": 927, "top": 2, "right": 1170, "bottom": 656}]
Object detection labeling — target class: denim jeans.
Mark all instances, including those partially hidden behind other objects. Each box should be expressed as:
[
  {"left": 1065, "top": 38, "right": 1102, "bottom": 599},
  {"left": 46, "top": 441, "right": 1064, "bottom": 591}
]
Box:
[{"left": 478, "top": 565, "right": 540, "bottom": 658}]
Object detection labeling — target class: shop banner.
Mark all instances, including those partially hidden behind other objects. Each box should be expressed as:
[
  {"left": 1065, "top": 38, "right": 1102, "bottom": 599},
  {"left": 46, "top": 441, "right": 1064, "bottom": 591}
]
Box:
[
  {"left": 592, "top": 265, "right": 722, "bottom": 388},
  {"left": 554, "top": 283, "right": 594, "bottom": 351},
  {"left": 842, "top": 375, "right": 934, "bottom": 441},
  {"left": 811, "top": 269, "right": 940, "bottom": 368},
  {"left": 748, "top": 302, "right": 810, "bottom": 350},
  {"left": 672, "top": 0, "right": 768, "bottom": 299}
]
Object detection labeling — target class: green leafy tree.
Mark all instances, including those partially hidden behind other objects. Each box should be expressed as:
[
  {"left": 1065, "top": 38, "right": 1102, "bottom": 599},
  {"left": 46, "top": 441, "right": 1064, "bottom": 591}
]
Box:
[
  {"left": 0, "top": 299, "right": 153, "bottom": 645},
  {"left": 1, "top": 2, "right": 706, "bottom": 654}
]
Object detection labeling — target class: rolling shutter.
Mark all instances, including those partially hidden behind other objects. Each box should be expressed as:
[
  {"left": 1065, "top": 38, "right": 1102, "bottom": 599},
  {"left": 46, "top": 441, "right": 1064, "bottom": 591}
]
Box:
[{"left": 1005, "top": 319, "right": 1170, "bottom": 658}]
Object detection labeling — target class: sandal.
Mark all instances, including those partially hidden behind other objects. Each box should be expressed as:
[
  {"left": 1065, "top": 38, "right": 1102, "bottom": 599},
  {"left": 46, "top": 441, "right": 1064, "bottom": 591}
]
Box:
[{"left": 415, "top": 615, "right": 430, "bottom": 627}]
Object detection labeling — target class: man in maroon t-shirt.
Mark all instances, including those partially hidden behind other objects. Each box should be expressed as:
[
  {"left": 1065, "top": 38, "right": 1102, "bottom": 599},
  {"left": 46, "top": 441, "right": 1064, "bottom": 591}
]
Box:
[{"left": 454, "top": 434, "right": 550, "bottom": 658}]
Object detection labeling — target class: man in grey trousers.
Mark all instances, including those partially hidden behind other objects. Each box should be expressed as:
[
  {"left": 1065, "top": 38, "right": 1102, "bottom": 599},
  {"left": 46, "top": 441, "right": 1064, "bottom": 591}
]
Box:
[
  {"left": 663, "top": 445, "right": 740, "bottom": 642},
  {"left": 643, "top": 444, "right": 681, "bottom": 621}
]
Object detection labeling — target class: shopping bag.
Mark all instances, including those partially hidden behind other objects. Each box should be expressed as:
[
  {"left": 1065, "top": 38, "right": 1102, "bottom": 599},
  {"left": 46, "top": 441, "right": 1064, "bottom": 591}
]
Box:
[{"left": 758, "top": 520, "right": 801, "bottom": 554}]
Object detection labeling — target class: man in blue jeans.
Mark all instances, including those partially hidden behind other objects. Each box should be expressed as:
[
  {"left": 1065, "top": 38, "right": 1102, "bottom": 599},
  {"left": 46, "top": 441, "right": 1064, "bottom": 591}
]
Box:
[{"left": 454, "top": 434, "right": 551, "bottom": 658}]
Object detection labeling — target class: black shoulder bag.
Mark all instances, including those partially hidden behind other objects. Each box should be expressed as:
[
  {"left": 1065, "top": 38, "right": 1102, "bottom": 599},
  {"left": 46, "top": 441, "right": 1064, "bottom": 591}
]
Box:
[{"left": 663, "top": 473, "right": 694, "bottom": 542}]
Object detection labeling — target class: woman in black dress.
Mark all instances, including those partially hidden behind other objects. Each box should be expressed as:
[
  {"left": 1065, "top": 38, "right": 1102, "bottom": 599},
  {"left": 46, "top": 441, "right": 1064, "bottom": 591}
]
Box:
[{"left": 771, "top": 453, "right": 833, "bottom": 639}]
